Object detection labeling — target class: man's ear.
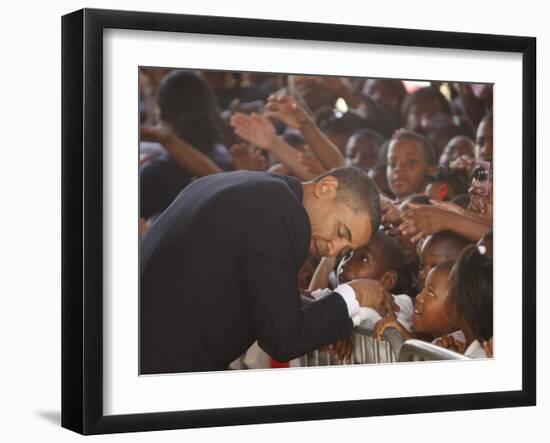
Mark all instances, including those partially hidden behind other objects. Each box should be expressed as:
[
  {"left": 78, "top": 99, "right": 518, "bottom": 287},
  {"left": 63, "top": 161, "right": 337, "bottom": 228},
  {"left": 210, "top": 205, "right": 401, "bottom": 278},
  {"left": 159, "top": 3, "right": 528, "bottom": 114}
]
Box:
[
  {"left": 313, "top": 175, "right": 339, "bottom": 199},
  {"left": 380, "top": 271, "right": 398, "bottom": 291}
]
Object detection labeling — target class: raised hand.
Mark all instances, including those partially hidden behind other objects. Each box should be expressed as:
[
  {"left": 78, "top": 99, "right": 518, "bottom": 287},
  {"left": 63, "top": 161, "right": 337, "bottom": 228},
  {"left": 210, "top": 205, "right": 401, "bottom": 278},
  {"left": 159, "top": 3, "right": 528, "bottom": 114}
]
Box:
[
  {"left": 449, "top": 154, "right": 475, "bottom": 175},
  {"left": 265, "top": 95, "right": 312, "bottom": 129},
  {"left": 140, "top": 122, "right": 173, "bottom": 144},
  {"left": 429, "top": 199, "right": 467, "bottom": 216},
  {"left": 230, "top": 112, "right": 276, "bottom": 149},
  {"left": 399, "top": 203, "right": 453, "bottom": 243},
  {"left": 230, "top": 143, "right": 268, "bottom": 171},
  {"left": 380, "top": 196, "right": 402, "bottom": 227}
]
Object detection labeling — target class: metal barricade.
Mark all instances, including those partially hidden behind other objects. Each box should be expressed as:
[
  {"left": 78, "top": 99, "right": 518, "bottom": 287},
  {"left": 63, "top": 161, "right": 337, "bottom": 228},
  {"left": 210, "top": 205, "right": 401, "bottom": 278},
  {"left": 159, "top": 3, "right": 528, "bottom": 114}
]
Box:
[
  {"left": 300, "top": 318, "right": 405, "bottom": 366},
  {"left": 398, "top": 339, "right": 469, "bottom": 362}
]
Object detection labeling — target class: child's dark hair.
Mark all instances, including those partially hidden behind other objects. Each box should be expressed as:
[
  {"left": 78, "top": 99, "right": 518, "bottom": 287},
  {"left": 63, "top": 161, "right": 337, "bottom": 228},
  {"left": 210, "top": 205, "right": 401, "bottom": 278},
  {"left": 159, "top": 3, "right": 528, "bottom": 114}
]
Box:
[
  {"left": 391, "top": 130, "right": 437, "bottom": 166},
  {"left": 401, "top": 86, "right": 452, "bottom": 123},
  {"left": 430, "top": 167, "right": 470, "bottom": 196},
  {"left": 157, "top": 70, "right": 222, "bottom": 153},
  {"left": 448, "top": 245, "right": 493, "bottom": 341},
  {"left": 374, "top": 231, "right": 405, "bottom": 274},
  {"left": 317, "top": 109, "right": 368, "bottom": 136},
  {"left": 350, "top": 128, "right": 386, "bottom": 146}
]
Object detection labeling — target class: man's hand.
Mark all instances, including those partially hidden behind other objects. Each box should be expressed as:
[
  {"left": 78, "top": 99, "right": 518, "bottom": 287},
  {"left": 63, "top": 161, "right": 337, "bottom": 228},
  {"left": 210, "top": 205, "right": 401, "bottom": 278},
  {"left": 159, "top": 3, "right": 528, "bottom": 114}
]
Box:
[
  {"left": 265, "top": 95, "right": 312, "bottom": 129},
  {"left": 347, "top": 278, "right": 399, "bottom": 316},
  {"left": 323, "top": 335, "right": 353, "bottom": 364},
  {"left": 230, "top": 112, "right": 277, "bottom": 149}
]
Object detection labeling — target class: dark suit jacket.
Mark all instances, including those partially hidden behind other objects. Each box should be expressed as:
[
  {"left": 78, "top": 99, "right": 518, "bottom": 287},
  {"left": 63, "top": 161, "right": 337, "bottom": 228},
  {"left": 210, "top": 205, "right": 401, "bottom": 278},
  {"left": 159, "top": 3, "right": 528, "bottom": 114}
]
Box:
[{"left": 140, "top": 171, "right": 353, "bottom": 373}]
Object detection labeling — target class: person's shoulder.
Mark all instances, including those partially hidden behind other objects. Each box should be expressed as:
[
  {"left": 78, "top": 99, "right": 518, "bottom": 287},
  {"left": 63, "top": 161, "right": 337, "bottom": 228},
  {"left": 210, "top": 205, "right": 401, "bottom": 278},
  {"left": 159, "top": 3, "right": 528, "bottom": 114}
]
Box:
[{"left": 227, "top": 171, "right": 302, "bottom": 203}]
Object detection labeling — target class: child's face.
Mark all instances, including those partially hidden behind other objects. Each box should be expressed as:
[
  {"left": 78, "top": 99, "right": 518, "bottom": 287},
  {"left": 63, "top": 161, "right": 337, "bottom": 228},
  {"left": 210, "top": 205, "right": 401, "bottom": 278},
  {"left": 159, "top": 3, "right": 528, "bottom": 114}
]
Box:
[
  {"left": 345, "top": 135, "right": 379, "bottom": 171},
  {"left": 419, "top": 240, "right": 455, "bottom": 289},
  {"left": 413, "top": 267, "right": 455, "bottom": 336},
  {"left": 336, "top": 243, "right": 386, "bottom": 284},
  {"left": 297, "top": 259, "right": 316, "bottom": 290},
  {"left": 364, "top": 79, "right": 401, "bottom": 117},
  {"left": 438, "top": 136, "right": 474, "bottom": 167},
  {"left": 387, "top": 138, "right": 431, "bottom": 199},
  {"left": 475, "top": 118, "right": 493, "bottom": 162},
  {"left": 405, "top": 100, "right": 443, "bottom": 134}
]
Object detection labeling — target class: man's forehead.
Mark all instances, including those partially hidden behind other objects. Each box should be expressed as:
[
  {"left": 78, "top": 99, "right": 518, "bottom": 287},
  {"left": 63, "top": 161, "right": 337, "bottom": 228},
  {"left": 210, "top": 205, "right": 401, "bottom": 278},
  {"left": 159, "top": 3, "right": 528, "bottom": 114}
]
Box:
[{"left": 347, "top": 213, "right": 372, "bottom": 245}]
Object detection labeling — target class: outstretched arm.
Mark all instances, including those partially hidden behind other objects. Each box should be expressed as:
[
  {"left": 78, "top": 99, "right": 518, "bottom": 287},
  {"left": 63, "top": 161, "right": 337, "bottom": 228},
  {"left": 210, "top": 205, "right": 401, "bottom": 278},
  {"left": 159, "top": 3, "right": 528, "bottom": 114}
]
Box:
[
  {"left": 265, "top": 95, "right": 346, "bottom": 170},
  {"left": 141, "top": 125, "right": 222, "bottom": 177},
  {"left": 230, "top": 112, "right": 316, "bottom": 180},
  {"left": 399, "top": 204, "right": 492, "bottom": 242}
]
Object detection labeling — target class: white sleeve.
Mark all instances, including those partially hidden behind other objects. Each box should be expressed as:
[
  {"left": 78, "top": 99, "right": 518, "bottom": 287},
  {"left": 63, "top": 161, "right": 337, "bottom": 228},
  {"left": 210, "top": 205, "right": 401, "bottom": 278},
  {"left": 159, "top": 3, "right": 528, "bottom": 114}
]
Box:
[{"left": 332, "top": 284, "right": 362, "bottom": 326}]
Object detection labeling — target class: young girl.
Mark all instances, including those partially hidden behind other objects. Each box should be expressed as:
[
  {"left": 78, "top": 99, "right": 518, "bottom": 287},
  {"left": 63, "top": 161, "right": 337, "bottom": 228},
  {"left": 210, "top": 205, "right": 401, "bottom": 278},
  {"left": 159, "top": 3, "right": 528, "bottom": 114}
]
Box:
[
  {"left": 374, "top": 261, "right": 458, "bottom": 343},
  {"left": 441, "top": 244, "right": 493, "bottom": 358},
  {"left": 386, "top": 130, "right": 437, "bottom": 203}
]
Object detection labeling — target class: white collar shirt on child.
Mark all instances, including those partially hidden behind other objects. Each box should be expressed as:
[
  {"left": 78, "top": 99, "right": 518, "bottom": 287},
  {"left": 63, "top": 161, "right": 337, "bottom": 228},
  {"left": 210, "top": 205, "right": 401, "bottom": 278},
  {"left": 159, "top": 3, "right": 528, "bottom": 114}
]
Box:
[
  {"left": 432, "top": 330, "right": 466, "bottom": 345},
  {"left": 464, "top": 339, "right": 488, "bottom": 358}
]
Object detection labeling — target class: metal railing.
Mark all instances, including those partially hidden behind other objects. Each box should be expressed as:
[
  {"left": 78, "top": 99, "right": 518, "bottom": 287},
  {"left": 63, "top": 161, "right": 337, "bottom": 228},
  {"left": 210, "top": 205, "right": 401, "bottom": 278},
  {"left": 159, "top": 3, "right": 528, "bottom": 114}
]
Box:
[
  {"left": 398, "top": 339, "right": 469, "bottom": 362},
  {"left": 300, "top": 318, "right": 405, "bottom": 366},
  {"left": 299, "top": 319, "right": 468, "bottom": 367}
]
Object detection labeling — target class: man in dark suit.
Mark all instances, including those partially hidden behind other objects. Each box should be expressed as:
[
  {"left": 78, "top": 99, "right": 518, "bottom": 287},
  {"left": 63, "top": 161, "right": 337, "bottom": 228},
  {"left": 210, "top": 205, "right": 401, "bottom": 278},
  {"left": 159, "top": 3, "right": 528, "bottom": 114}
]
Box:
[{"left": 140, "top": 167, "right": 390, "bottom": 374}]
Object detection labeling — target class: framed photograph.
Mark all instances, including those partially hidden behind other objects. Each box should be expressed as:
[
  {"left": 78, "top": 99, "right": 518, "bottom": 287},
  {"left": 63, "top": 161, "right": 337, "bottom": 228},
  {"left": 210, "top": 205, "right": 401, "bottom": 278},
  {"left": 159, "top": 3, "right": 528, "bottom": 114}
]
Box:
[{"left": 62, "top": 8, "right": 536, "bottom": 435}]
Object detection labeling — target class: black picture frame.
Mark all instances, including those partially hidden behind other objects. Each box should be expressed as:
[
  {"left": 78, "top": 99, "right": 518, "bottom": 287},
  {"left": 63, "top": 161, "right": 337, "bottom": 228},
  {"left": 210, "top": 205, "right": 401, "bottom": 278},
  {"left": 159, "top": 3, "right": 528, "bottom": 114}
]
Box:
[{"left": 61, "top": 7, "right": 536, "bottom": 435}]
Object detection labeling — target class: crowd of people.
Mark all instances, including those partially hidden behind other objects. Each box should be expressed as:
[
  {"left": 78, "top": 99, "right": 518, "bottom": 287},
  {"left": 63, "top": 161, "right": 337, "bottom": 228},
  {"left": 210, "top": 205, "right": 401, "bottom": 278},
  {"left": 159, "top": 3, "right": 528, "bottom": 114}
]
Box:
[{"left": 139, "top": 68, "right": 494, "bottom": 369}]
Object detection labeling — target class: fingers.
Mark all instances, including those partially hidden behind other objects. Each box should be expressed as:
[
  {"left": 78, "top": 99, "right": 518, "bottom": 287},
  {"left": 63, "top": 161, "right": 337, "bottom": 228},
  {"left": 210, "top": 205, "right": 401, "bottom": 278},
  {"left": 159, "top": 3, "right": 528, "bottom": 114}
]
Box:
[
  {"left": 230, "top": 112, "right": 253, "bottom": 130},
  {"left": 381, "top": 290, "right": 400, "bottom": 316},
  {"left": 410, "top": 231, "right": 425, "bottom": 243}
]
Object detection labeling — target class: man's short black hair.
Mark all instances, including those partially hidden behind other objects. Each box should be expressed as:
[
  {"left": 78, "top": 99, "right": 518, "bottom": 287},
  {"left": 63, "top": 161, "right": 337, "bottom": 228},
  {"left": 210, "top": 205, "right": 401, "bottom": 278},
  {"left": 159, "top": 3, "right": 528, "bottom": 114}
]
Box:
[{"left": 313, "top": 167, "right": 381, "bottom": 233}]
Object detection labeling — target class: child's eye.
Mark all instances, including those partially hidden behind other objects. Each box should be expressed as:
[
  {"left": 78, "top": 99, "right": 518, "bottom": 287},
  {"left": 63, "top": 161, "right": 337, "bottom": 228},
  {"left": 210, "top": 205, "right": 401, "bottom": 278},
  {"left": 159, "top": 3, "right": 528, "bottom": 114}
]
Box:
[
  {"left": 408, "top": 160, "right": 417, "bottom": 166},
  {"left": 428, "top": 290, "right": 435, "bottom": 297}
]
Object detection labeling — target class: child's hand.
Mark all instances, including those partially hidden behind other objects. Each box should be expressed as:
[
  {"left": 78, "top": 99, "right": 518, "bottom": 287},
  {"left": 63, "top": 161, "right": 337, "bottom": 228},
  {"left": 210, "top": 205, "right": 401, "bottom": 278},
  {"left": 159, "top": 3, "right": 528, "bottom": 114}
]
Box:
[
  {"left": 449, "top": 154, "right": 475, "bottom": 175},
  {"left": 429, "top": 199, "right": 467, "bottom": 216},
  {"left": 381, "top": 197, "right": 402, "bottom": 227},
  {"left": 230, "top": 143, "right": 268, "bottom": 171},
  {"left": 374, "top": 313, "right": 412, "bottom": 341},
  {"left": 230, "top": 112, "right": 276, "bottom": 150},
  {"left": 399, "top": 204, "right": 453, "bottom": 243},
  {"left": 482, "top": 337, "right": 493, "bottom": 358},
  {"left": 298, "top": 148, "right": 327, "bottom": 176},
  {"left": 140, "top": 123, "right": 173, "bottom": 144},
  {"left": 434, "top": 334, "right": 466, "bottom": 354},
  {"left": 265, "top": 95, "right": 311, "bottom": 129},
  {"left": 347, "top": 279, "right": 400, "bottom": 317}
]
